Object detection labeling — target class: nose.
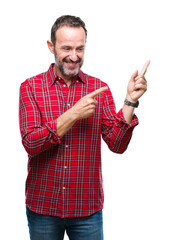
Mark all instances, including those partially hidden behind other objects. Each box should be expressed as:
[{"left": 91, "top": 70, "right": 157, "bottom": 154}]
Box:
[{"left": 69, "top": 49, "right": 78, "bottom": 62}]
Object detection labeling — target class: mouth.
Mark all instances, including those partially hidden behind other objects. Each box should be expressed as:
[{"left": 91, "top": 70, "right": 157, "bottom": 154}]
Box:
[
  {"left": 63, "top": 57, "right": 81, "bottom": 68},
  {"left": 64, "top": 62, "right": 79, "bottom": 69}
]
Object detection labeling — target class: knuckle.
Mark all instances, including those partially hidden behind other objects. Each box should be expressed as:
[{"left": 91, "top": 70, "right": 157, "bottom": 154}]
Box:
[{"left": 88, "top": 98, "right": 94, "bottom": 104}]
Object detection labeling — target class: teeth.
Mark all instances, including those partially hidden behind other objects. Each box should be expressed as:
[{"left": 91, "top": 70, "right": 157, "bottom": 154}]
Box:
[{"left": 67, "top": 63, "right": 77, "bottom": 66}]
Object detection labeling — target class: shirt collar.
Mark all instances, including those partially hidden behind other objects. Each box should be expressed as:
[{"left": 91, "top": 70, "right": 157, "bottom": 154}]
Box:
[{"left": 48, "top": 63, "right": 86, "bottom": 86}]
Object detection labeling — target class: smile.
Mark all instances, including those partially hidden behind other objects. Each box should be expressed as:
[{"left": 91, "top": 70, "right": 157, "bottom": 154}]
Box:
[{"left": 64, "top": 62, "right": 79, "bottom": 69}]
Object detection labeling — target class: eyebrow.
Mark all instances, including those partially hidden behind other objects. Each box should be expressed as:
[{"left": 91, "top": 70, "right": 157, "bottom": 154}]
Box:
[
  {"left": 61, "top": 45, "right": 85, "bottom": 49},
  {"left": 77, "top": 45, "right": 85, "bottom": 49}
]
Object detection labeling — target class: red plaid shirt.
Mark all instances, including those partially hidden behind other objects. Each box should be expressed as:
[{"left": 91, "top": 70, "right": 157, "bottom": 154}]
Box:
[{"left": 19, "top": 63, "right": 138, "bottom": 218}]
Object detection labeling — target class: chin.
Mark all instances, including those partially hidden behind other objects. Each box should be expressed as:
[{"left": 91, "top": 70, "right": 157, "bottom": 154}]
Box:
[{"left": 64, "top": 67, "right": 80, "bottom": 77}]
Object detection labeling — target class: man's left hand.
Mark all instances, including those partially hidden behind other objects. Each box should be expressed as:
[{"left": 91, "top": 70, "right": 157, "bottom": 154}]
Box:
[{"left": 126, "top": 60, "right": 150, "bottom": 103}]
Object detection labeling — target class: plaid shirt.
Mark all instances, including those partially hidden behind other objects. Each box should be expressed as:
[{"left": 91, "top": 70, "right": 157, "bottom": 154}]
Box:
[{"left": 19, "top": 63, "right": 138, "bottom": 218}]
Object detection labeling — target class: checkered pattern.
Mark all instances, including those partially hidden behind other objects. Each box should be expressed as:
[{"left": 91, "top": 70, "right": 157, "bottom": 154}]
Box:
[{"left": 19, "top": 63, "right": 138, "bottom": 218}]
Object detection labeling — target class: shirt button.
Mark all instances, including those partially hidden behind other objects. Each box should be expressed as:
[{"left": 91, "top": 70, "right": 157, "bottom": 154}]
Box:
[
  {"left": 64, "top": 166, "right": 67, "bottom": 169},
  {"left": 66, "top": 145, "right": 69, "bottom": 148},
  {"left": 63, "top": 84, "right": 66, "bottom": 87},
  {"left": 63, "top": 187, "right": 66, "bottom": 190},
  {"left": 58, "top": 77, "right": 61, "bottom": 80},
  {"left": 76, "top": 80, "right": 79, "bottom": 83},
  {"left": 67, "top": 103, "right": 70, "bottom": 107}
]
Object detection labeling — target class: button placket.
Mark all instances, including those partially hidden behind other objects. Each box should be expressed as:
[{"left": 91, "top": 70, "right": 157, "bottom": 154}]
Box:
[
  {"left": 64, "top": 144, "right": 69, "bottom": 170},
  {"left": 59, "top": 78, "right": 70, "bottom": 217}
]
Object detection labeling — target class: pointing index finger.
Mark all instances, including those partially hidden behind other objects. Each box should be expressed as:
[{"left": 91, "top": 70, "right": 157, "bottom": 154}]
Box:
[
  {"left": 140, "top": 60, "right": 151, "bottom": 76},
  {"left": 88, "top": 86, "right": 108, "bottom": 98}
]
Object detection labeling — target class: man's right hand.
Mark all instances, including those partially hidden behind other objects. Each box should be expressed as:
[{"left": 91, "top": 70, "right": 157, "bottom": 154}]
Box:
[
  {"left": 71, "top": 86, "right": 108, "bottom": 120},
  {"left": 56, "top": 86, "right": 108, "bottom": 137}
]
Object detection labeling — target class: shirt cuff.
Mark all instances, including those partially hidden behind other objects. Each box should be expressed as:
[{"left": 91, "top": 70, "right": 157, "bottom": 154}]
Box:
[
  {"left": 45, "top": 120, "right": 62, "bottom": 144},
  {"left": 116, "top": 109, "right": 139, "bottom": 128}
]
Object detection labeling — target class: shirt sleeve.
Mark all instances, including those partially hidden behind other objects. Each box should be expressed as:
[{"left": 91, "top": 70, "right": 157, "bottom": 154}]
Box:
[
  {"left": 101, "top": 86, "right": 139, "bottom": 154},
  {"left": 19, "top": 80, "right": 62, "bottom": 157}
]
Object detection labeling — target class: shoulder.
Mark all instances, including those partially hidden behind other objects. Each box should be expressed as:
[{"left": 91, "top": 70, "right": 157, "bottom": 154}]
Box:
[{"left": 20, "top": 69, "right": 48, "bottom": 90}]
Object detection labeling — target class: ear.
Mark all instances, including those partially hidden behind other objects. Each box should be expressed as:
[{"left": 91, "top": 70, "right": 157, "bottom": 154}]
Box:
[{"left": 47, "top": 40, "right": 54, "bottom": 54}]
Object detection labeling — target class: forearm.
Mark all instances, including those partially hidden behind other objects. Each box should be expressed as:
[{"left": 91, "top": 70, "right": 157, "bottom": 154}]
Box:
[
  {"left": 122, "top": 95, "right": 136, "bottom": 124},
  {"left": 102, "top": 109, "right": 138, "bottom": 154},
  {"left": 22, "top": 108, "right": 78, "bottom": 156},
  {"left": 56, "top": 108, "right": 77, "bottom": 137},
  {"left": 21, "top": 124, "right": 61, "bottom": 156}
]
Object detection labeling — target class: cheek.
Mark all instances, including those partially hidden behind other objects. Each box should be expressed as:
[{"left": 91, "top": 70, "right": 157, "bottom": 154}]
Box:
[
  {"left": 55, "top": 49, "right": 68, "bottom": 61},
  {"left": 77, "top": 53, "right": 84, "bottom": 61},
  {"left": 58, "top": 54, "right": 68, "bottom": 63}
]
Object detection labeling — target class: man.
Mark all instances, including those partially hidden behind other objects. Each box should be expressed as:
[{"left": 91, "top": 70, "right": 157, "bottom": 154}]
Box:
[{"left": 19, "top": 15, "right": 150, "bottom": 240}]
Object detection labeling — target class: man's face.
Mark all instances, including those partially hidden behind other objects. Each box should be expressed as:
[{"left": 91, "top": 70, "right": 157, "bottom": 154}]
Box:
[{"left": 53, "top": 26, "right": 86, "bottom": 79}]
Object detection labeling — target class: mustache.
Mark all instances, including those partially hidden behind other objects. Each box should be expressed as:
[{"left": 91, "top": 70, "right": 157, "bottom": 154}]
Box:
[{"left": 63, "top": 57, "right": 81, "bottom": 64}]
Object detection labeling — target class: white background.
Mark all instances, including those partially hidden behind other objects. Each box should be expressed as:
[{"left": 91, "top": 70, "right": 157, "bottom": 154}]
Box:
[{"left": 0, "top": 0, "right": 169, "bottom": 239}]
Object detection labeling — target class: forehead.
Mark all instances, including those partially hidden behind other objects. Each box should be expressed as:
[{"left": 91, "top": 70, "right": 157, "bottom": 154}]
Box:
[{"left": 55, "top": 26, "right": 86, "bottom": 45}]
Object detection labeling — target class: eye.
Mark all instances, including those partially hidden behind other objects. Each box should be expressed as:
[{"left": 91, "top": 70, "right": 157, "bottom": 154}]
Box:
[
  {"left": 62, "top": 46, "right": 71, "bottom": 51},
  {"left": 77, "top": 47, "right": 85, "bottom": 52}
]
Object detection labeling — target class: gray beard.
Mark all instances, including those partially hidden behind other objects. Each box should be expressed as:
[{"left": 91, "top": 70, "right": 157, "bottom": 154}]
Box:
[{"left": 54, "top": 51, "right": 83, "bottom": 78}]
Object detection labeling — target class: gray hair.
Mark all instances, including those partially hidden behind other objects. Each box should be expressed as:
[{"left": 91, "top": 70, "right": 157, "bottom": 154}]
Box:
[{"left": 51, "top": 15, "right": 87, "bottom": 45}]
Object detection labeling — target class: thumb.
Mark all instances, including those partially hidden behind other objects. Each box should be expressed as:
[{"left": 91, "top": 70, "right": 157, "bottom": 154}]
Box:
[{"left": 130, "top": 70, "right": 138, "bottom": 82}]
